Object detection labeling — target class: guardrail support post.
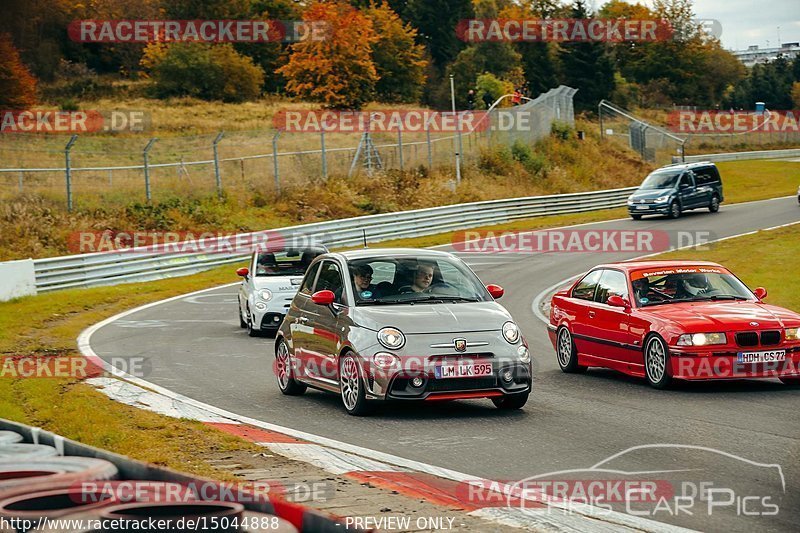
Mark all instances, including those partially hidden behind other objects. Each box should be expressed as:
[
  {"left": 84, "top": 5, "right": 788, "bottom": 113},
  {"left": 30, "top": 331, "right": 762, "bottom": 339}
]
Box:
[
  {"left": 18, "top": 172, "right": 23, "bottom": 192},
  {"left": 64, "top": 135, "right": 78, "bottom": 212},
  {"left": 321, "top": 131, "right": 328, "bottom": 179},
  {"left": 598, "top": 101, "right": 605, "bottom": 140},
  {"left": 143, "top": 137, "right": 158, "bottom": 202},
  {"left": 212, "top": 132, "right": 224, "bottom": 200},
  {"left": 272, "top": 130, "right": 282, "bottom": 194}
]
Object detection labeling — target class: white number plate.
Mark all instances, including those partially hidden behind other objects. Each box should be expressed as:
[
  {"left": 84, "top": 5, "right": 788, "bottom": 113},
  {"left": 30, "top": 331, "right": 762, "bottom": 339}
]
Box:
[
  {"left": 434, "top": 363, "right": 492, "bottom": 379},
  {"left": 635, "top": 205, "right": 649, "bottom": 210},
  {"left": 737, "top": 350, "right": 786, "bottom": 364}
]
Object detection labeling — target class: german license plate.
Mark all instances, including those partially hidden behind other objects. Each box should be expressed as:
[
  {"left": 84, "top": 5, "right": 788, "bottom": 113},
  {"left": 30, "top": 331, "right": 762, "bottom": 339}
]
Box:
[
  {"left": 635, "top": 205, "right": 649, "bottom": 210},
  {"left": 435, "top": 362, "right": 492, "bottom": 379},
  {"left": 737, "top": 350, "right": 786, "bottom": 364}
]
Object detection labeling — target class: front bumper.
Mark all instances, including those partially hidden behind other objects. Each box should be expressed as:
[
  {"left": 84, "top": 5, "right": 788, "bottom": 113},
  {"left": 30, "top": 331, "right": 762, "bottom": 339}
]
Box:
[
  {"left": 669, "top": 346, "right": 800, "bottom": 380},
  {"left": 628, "top": 202, "right": 670, "bottom": 215},
  {"left": 382, "top": 362, "right": 532, "bottom": 400}
]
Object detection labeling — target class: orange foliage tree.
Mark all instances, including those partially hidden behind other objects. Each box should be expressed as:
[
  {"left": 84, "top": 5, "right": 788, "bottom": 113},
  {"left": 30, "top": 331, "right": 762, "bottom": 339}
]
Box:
[
  {"left": 0, "top": 33, "right": 37, "bottom": 109},
  {"left": 278, "top": 1, "right": 378, "bottom": 109}
]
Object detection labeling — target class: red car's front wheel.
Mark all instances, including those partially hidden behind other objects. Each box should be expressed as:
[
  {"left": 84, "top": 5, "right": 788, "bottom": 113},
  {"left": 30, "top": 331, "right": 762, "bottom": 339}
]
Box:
[
  {"left": 644, "top": 336, "right": 673, "bottom": 389},
  {"left": 556, "top": 326, "right": 587, "bottom": 374}
]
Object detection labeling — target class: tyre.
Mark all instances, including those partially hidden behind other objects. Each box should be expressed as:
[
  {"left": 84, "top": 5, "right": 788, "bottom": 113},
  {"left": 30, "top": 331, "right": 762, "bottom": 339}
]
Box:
[
  {"left": 339, "top": 352, "right": 370, "bottom": 416},
  {"left": 492, "top": 392, "right": 529, "bottom": 410},
  {"left": 238, "top": 299, "right": 247, "bottom": 329},
  {"left": 0, "top": 457, "right": 118, "bottom": 492},
  {"left": 644, "top": 335, "right": 673, "bottom": 389},
  {"left": 708, "top": 195, "right": 720, "bottom": 213},
  {"left": 668, "top": 201, "right": 681, "bottom": 219},
  {"left": 631, "top": 214, "right": 642, "bottom": 220},
  {"left": 0, "top": 444, "right": 57, "bottom": 460},
  {"left": 779, "top": 376, "right": 800, "bottom": 385},
  {"left": 246, "top": 307, "right": 259, "bottom": 337},
  {"left": 556, "top": 326, "right": 587, "bottom": 373},
  {"left": 275, "top": 339, "right": 306, "bottom": 396}
]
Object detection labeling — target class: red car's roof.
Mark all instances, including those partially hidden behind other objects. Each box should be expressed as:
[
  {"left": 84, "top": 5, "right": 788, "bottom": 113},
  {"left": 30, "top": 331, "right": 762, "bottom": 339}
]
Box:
[{"left": 594, "top": 260, "right": 726, "bottom": 272}]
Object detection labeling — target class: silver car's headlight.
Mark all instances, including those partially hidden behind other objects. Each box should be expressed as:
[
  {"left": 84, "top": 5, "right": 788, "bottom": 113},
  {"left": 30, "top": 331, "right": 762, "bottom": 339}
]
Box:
[
  {"left": 517, "top": 344, "right": 530, "bottom": 363},
  {"left": 259, "top": 289, "right": 273, "bottom": 302},
  {"left": 377, "top": 327, "right": 405, "bottom": 350},
  {"left": 502, "top": 321, "right": 520, "bottom": 344},
  {"left": 677, "top": 332, "right": 727, "bottom": 346}
]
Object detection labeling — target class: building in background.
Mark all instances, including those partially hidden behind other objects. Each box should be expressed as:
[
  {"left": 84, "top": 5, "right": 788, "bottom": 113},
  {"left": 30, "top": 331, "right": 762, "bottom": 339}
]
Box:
[{"left": 732, "top": 42, "right": 800, "bottom": 67}]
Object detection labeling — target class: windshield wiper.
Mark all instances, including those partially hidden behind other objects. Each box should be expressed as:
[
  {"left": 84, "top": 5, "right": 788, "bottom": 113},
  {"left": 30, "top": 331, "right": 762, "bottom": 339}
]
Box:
[
  {"left": 693, "top": 295, "right": 749, "bottom": 301},
  {"left": 357, "top": 298, "right": 401, "bottom": 306},
  {"left": 642, "top": 298, "right": 696, "bottom": 306},
  {"left": 407, "top": 295, "right": 481, "bottom": 304}
]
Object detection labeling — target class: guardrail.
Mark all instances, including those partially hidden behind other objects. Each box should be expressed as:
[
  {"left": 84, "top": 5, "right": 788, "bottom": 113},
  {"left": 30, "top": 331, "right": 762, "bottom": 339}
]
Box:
[
  {"left": 672, "top": 148, "right": 800, "bottom": 163},
  {"left": 28, "top": 187, "right": 636, "bottom": 293}
]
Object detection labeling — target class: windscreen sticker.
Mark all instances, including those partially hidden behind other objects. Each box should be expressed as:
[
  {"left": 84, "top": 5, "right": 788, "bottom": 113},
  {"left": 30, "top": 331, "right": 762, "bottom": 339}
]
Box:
[
  {"left": 360, "top": 291, "right": 373, "bottom": 299},
  {"left": 631, "top": 267, "right": 726, "bottom": 280}
]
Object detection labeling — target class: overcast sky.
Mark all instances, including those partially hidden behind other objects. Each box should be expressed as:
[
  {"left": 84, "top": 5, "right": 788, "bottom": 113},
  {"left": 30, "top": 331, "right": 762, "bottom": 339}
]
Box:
[{"left": 595, "top": 0, "right": 800, "bottom": 51}]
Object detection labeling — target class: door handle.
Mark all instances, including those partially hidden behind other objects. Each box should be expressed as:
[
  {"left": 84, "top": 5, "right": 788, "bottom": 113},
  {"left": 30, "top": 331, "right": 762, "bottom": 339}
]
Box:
[
  {"left": 588, "top": 311, "right": 596, "bottom": 318},
  {"left": 297, "top": 316, "right": 308, "bottom": 324}
]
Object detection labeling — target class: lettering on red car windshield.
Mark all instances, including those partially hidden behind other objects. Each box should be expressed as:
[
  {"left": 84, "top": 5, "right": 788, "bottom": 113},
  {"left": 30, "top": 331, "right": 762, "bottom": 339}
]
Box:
[{"left": 631, "top": 267, "right": 726, "bottom": 280}]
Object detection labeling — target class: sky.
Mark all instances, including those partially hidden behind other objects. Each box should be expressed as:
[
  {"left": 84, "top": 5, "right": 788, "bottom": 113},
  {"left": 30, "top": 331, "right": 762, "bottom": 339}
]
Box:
[{"left": 595, "top": 0, "right": 800, "bottom": 51}]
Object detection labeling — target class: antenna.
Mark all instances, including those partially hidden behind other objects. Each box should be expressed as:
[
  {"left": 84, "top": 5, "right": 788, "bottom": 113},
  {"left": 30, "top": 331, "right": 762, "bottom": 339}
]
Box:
[{"left": 362, "top": 229, "right": 368, "bottom": 249}]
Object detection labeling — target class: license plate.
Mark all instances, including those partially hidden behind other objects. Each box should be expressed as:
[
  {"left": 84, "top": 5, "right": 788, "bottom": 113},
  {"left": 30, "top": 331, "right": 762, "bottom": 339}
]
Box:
[
  {"left": 635, "top": 205, "right": 649, "bottom": 210},
  {"left": 737, "top": 350, "right": 786, "bottom": 364},
  {"left": 435, "top": 362, "right": 493, "bottom": 379}
]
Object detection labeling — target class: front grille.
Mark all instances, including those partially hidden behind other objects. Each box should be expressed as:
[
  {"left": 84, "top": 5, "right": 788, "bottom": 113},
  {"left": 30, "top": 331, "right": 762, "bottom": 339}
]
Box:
[
  {"left": 760, "top": 331, "right": 781, "bottom": 346},
  {"left": 735, "top": 332, "right": 759, "bottom": 347},
  {"left": 427, "top": 376, "right": 497, "bottom": 392}
]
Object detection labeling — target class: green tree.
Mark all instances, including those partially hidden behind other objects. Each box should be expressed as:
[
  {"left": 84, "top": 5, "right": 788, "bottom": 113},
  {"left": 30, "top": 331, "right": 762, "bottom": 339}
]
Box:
[
  {"left": 143, "top": 42, "right": 264, "bottom": 102},
  {"left": 406, "top": 0, "right": 473, "bottom": 70},
  {"left": 365, "top": 1, "right": 428, "bottom": 103}
]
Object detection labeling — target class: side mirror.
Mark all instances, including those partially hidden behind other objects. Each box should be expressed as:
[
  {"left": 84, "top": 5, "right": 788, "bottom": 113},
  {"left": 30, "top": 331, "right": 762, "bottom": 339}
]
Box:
[
  {"left": 753, "top": 287, "right": 767, "bottom": 300},
  {"left": 607, "top": 295, "right": 631, "bottom": 311},
  {"left": 486, "top": 284, "right": 504, "bottom": 299},
  {"left": 236, "top": 267, "right": 249, "bottom": 278},
  {"left": 311, "top": 290, "right": 336, "bottom": 306}
]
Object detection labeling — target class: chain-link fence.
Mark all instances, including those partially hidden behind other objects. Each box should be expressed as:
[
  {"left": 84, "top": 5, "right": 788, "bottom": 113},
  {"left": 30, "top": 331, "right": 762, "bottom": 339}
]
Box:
[
  {"left": 598, "top": 100, "right": 687, "bottom": 166},
  {"left": 0, "top": 86, "right": 577, "bottom": 210}
]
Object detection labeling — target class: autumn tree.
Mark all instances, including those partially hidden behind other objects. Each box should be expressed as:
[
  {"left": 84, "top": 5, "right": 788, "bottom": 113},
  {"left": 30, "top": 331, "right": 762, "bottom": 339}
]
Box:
[
  {"left": 278, "top": 1, "right": 378, "bottom": 109},
  {"left": 0, "top": 33, "right": 38, "bottom": 109},
  {"left": 364, "top": 1, "right": 428, "bottom": 102}
]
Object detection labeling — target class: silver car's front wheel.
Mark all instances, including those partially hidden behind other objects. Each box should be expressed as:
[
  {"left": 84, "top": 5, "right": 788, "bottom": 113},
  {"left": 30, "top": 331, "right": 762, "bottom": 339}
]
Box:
[
  {"left": 275, "top": 340, "right": 306, "bottom": 396},
  {"left": 339, "top": 353, "right": 369, "bottom": 416},
  {"left": 644, "top": 336, "right": 672, "bottom": 389}
]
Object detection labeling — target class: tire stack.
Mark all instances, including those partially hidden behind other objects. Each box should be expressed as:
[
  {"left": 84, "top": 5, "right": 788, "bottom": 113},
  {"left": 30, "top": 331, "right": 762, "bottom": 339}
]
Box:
[{"left": 0, "top": 429, "right": 301, "bottom": 532}]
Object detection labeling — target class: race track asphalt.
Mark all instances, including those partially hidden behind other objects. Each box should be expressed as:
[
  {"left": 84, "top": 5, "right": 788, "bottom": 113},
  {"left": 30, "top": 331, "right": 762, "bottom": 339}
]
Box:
[{"left": 90, "top": 196, "right": 800, "bottom": 532}]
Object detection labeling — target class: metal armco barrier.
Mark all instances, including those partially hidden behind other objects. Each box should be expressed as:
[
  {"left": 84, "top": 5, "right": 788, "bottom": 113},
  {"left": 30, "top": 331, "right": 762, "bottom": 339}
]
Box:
[
  {"left": 28, "top": 187, "right": 636, "bottom": 293},
  {"left": 673, "top": 148, "right": 800, "bottom": 163}
]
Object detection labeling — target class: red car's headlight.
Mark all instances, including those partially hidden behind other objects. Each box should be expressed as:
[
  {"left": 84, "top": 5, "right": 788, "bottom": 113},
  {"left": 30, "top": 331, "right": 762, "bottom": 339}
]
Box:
[
  {"left": 677, "top": 333, "right": 727, "bottom": 346},
  {"left": 785, "top": 328, "right": 799, "bottom": 341}
]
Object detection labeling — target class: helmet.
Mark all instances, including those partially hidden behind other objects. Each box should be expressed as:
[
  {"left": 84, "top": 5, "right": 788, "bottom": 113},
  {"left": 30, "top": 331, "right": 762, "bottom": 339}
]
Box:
[{"left": 681, "top": 273, "right": 709, "bottom": 296}]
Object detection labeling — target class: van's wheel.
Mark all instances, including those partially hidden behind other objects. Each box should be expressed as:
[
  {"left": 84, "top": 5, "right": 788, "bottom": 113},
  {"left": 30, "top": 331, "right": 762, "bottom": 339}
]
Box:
[
  {"left": 708, "top": 195, "right": 720, "bottom": 213},
  {"left": 668, "top": 201, "right": 681, "bottom": 219},
  {"left": 644, "top": 335, "right": 673, "bottom": 389},
  {"left": 556, "top": 326, "right": 587, "bottom": 373}
]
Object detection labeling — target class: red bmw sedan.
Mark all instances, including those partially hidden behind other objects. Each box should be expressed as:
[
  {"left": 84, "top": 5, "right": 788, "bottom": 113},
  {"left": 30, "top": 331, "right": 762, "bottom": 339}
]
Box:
[{"left": 548, "top": 261, "right": 800, "bottom": 388}]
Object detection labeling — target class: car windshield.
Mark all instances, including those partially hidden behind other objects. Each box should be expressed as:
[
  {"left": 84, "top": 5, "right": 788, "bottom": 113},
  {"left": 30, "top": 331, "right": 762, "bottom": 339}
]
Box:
[
  {"left": 640, "top": 171, "right": 681, "bottom": 190},
  {"left": 630, "top": 267, "right": 754, "bottom": 307},
  {"left": 347, "top": 255, "right": 491, "bottom": 305},
  {"left": 254, "top": 248, "right": 325, "bottom": 277}
]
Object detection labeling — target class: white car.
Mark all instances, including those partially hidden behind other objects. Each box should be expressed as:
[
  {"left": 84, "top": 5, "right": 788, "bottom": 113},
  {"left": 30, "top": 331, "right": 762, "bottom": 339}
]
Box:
[{"left": 237, "top": 246, "right": 327, "bottom": 337}]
